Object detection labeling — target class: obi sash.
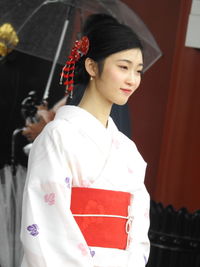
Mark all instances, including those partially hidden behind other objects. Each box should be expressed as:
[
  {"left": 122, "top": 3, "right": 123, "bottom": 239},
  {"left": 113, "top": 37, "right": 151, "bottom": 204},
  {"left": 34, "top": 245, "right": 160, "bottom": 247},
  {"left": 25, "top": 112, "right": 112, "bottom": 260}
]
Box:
[{"left": 70, "top": 187, "right": 132, "bottom": 250}]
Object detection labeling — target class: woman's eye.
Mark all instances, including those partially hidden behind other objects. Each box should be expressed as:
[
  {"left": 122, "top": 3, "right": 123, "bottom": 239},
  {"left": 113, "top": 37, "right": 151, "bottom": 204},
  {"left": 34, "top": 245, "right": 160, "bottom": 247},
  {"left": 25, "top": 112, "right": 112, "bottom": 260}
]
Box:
[
  {"left": 119, "top": 65, "right": 128, "bottom": 70},
  {"left": 137, "top": 70, "right": 143, "bottom": 75}
]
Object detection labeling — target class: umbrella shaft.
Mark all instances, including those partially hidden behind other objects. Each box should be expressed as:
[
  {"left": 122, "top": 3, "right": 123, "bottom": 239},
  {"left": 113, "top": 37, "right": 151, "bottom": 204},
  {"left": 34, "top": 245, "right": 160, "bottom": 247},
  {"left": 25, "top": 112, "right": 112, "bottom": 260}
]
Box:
[{"left": 43, "top": 18, "right": 69, "bottom": 100}]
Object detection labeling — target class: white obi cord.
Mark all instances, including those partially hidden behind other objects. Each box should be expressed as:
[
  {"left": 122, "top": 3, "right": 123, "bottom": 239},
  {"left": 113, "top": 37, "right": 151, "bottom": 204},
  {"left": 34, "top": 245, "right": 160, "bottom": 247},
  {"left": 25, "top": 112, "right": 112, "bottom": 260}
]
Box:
[{"left": 73, "top": 206, "right": 133, "bottom": 250}]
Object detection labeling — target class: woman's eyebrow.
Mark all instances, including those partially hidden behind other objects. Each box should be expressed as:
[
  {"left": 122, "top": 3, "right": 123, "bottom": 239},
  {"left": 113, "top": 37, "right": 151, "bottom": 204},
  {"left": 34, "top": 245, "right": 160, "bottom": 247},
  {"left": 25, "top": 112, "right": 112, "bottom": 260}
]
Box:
[{"left": 116, "top": 59, "right": 144, "bottom": 67}]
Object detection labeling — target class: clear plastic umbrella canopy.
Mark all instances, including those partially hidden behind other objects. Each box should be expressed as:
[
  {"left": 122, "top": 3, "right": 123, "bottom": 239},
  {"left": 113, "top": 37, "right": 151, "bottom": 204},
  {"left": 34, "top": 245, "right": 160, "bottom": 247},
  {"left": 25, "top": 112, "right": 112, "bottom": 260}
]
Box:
[{"left": 0, "top": 0, "right": 162, "bottom": 72}]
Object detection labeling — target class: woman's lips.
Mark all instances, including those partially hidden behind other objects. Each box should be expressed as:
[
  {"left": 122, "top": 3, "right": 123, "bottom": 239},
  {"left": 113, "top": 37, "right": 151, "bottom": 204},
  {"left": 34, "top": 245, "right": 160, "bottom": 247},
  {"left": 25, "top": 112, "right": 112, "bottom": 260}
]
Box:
[{"left": 120, "top": 88, "right": 132, "bottom": 94}]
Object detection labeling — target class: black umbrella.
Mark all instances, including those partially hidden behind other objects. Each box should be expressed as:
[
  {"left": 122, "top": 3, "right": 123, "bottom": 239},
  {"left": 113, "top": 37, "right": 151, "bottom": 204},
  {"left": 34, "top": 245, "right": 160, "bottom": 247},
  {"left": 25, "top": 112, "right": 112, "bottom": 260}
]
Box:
[{"left": 0, "top": 0, "right": 162, "bottom": 99}]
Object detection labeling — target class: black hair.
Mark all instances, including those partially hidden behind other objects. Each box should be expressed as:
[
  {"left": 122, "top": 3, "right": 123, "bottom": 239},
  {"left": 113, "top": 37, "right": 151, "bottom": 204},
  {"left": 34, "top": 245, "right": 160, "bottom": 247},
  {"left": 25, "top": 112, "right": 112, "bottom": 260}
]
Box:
[{"left": 67, "top": 13, "right": 143, "bottom": 105}]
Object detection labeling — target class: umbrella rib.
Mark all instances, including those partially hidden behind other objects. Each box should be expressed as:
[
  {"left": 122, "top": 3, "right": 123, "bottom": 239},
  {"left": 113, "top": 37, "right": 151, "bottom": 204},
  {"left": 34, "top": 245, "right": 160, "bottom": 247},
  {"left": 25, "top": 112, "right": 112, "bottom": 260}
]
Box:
[
  {"left": 16, "top": 3, "right": 43, "bottom": 34},
  {"left": 17, "top": 0, "right": 56, "bottom": 34},
  {"left": 96, "top": 0, "right": 116, "bottom": 18}
]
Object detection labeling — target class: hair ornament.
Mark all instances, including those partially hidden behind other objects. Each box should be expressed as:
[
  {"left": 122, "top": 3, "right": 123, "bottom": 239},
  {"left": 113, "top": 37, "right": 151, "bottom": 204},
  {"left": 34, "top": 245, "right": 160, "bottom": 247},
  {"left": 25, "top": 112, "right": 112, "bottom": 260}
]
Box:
[{"left": 60, "top": 36, "right": 89, "bottom": 98}]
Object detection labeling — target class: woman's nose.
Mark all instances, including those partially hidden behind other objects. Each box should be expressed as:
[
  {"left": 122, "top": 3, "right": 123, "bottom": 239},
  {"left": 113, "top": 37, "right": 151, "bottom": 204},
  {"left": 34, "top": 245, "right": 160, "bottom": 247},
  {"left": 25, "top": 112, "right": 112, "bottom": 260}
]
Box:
[{"left": 126, "top": 72, "right": 139, "bottom": 86}]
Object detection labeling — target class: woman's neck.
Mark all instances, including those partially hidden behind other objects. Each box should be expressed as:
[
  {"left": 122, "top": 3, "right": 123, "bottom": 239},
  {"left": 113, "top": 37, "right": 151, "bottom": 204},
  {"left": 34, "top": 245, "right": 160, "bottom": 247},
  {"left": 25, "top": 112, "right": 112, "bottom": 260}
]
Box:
[{"left": 78, "top": 86, "right": 112, "bottom": 128}]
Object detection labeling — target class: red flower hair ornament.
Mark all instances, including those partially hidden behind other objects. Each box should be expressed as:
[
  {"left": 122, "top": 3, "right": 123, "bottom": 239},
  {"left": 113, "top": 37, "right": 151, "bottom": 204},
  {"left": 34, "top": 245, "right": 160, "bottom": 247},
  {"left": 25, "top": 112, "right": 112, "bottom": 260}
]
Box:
[{"left": 60, "top": 36, "right": 89, "bottom": 98}]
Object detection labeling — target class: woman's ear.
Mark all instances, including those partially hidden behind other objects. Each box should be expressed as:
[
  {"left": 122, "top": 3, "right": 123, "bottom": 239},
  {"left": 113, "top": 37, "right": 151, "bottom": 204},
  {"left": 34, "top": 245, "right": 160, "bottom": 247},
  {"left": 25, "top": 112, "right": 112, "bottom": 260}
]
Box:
[{"left": 85, "top": 57, "right": 98, "bottom": 78}]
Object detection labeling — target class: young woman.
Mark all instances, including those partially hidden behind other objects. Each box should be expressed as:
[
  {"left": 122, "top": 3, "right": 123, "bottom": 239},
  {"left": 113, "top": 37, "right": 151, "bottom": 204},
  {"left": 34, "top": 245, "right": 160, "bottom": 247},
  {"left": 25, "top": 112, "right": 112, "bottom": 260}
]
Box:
[{"left": 21, "top": 14, "right": 150, "bottom": 267}]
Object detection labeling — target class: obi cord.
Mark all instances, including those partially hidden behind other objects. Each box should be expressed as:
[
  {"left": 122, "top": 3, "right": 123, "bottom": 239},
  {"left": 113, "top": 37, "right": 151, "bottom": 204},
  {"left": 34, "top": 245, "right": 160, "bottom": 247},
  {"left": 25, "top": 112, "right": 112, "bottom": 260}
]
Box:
[{"left": 70, "top": 187, "right": 133, "bottom": 250}]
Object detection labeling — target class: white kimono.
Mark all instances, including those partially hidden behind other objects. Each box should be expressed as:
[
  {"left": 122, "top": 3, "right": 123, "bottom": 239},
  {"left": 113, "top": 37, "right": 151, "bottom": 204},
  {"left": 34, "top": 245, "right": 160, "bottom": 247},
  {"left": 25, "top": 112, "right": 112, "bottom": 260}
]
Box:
[{"left": 21, "top": 105, "right": 150, "bottom": 267}]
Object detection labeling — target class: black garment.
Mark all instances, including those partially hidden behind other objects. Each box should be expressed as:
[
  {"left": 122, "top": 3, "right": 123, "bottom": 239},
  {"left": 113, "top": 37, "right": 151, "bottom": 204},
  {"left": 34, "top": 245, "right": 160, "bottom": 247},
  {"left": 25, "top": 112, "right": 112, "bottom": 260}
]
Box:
[
  {"left": 0, "top": 51, "right": 64, "bottom": 167},
  {"left": 111, "top": 104, "right": 131, "bottom": 139}
]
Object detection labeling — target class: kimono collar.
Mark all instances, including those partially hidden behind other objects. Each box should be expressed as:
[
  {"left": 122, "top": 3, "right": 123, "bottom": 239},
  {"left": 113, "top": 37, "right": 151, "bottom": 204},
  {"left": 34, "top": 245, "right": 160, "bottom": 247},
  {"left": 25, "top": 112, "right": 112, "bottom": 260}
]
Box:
[{"left": 54, "top": 105, "right": 119, "bottom": 151}]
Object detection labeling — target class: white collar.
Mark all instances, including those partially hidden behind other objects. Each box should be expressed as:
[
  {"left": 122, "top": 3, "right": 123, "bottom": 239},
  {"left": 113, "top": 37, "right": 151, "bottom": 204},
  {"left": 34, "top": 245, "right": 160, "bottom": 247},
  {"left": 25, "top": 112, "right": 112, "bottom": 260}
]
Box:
[{"left": 54, "top": 105, "right": 119, "bottom": 153}]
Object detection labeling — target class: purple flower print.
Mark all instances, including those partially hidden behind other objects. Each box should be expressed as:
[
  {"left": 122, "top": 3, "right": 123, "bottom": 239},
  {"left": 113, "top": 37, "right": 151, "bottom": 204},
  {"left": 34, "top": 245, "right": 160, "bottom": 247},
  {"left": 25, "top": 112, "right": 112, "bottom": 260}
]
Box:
[
  {"left": 65, "top": 177, "right": 71, "bottom": 188},
  {"left": 78, "top": 243, "right": 95, "bottom": 257},
  {"left": 27, "top": 224, "right": 39, "bottom": 236},
  {"left": 89, "top": 247, "right": 95, "bottom": 257}
]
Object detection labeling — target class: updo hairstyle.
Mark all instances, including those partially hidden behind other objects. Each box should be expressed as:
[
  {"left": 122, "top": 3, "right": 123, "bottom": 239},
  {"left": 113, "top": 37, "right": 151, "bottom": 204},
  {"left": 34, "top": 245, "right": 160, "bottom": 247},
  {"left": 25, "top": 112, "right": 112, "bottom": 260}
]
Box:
[{"left": 68, "top": 13, "right": 143, "bottom": 105}]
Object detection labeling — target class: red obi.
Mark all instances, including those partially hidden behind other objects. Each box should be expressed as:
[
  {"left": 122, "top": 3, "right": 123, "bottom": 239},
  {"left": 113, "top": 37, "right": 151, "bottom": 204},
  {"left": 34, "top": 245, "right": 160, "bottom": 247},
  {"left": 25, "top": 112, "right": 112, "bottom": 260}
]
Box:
[{"left": 70, "top": 187, "right": 131, "bottom": 250}]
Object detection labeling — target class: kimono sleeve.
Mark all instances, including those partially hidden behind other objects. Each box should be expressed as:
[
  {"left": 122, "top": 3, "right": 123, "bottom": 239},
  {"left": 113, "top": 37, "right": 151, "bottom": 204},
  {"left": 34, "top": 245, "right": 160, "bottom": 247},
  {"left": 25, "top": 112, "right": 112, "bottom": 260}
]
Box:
[
  {"left": 20, "top": 124, "right": 94, "bottom": 267},
  {"left": 127, "top": 184, "right": 150, "bottom": 267}
]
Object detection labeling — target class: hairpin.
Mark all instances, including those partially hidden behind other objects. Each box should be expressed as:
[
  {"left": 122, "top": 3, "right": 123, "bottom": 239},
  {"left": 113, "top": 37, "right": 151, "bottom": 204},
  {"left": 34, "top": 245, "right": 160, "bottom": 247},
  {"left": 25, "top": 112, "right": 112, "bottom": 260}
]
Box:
[{"left": 60, "top": 36, "right": 89, "bottom": 98}]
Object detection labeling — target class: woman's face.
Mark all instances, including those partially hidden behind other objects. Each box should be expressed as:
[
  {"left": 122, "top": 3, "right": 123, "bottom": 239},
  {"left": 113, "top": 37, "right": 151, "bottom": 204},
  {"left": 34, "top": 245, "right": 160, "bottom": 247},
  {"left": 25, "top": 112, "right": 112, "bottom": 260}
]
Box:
[{"left": 94, "top": 48, "right": 143, "bottom": 106}]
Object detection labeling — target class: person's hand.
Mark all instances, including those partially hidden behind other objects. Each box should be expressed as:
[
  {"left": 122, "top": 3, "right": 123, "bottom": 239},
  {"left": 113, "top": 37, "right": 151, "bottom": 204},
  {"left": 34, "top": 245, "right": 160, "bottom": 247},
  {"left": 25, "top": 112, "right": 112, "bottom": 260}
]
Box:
[
  {"left": 36, "top": 108, "right": 55, "bottom": 123},
  {"left": 22, "top": 95, "right": 67, "bottom": 142},
  {"left": 22, "top": 109, "right": 55, "bottom": 142}
]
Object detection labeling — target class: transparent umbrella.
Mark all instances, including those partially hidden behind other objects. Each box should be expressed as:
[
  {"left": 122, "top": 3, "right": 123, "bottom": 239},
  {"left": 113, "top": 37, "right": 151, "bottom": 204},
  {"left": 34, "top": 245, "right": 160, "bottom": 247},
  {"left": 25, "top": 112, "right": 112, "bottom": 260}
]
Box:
[
  {"left": 0, "top": 0, "right": 162, "bottom": 67},
  {"left": 0, "top": 0, "right": 162, "bottom": 99}
]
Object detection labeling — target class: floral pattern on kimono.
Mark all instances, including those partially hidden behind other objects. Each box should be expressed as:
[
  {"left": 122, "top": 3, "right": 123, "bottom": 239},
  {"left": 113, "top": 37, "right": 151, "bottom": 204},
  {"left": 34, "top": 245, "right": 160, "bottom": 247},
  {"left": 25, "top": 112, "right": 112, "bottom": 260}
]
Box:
[{"left": 21, "top": 105, "right": 150, "bottom": 267}]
